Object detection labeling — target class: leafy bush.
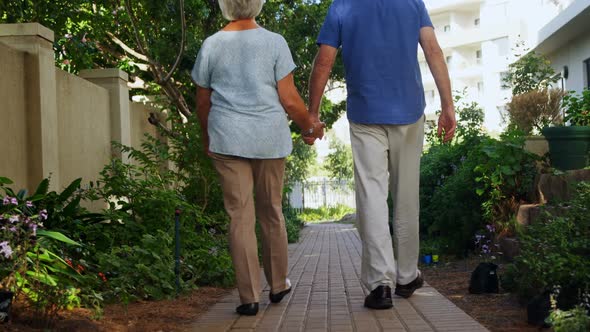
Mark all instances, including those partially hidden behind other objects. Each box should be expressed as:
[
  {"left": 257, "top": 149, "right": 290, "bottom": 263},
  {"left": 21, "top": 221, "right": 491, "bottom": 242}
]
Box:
[
  {"left": 421, "top": 93, "right": 538, "bottom": 254},
  {"left": 283, "top": 207, "right": 305, "bottom": 243},
  {"left": 502, "top": 182, "right": 590, "bottom": 302},
  {"left": 548, "top": 305, "right": 590, "bottom": 332},
  {"left": 563, "top": 89, "right": 590, "bottom": 126},
  {"left": 502, "top": 47, "right": 560, "bottom": 96},
  {"left": 0, "top": 177, "right": 97, "bottom": 321}
]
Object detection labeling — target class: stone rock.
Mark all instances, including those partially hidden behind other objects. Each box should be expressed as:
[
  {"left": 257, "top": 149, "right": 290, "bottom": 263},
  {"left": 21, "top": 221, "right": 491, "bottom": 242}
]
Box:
[
  {"left": 499, "top": 237, "right": 520, "bottom": 261},
  {"left": 536, "top": 169, "right": 590, "bottom": 204},
  {"left": 338, "top": 213, "right": 356, "bottom": 224}
]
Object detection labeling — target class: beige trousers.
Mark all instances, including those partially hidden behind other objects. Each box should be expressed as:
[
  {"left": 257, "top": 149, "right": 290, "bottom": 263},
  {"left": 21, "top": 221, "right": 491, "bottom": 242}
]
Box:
[
  {"left": 349, "top": 116, "right": 424, "bottom": 292},
  {"left": 211, "top": 153, "right": 289, "bottom": 304}
]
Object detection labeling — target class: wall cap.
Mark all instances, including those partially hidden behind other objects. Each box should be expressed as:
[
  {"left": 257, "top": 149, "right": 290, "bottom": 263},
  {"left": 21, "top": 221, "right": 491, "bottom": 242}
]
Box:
[
  {"left": 79, "top": 68, "right": 129, "bottom": 82},
  {"left": 0, "top": 23, "right": 54, "bottom": 43}
]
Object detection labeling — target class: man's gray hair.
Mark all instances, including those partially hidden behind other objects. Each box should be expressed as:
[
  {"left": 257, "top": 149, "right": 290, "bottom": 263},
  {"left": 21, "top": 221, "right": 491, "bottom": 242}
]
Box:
[{"left": 218, "top": 0, "right": 265, "bottom": 21}]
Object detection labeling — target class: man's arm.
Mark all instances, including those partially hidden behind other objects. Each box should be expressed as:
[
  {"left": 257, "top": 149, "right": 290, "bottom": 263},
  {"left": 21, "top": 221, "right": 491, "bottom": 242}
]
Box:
[
  {"left": 308, "top": 45, "right": 339, "bottom": 122},
  {"left": 419, "top": 26, "right": 456, "bottom": 142},
  {"left": 196, "top": 86, "right": 212, "bottom": 154}
]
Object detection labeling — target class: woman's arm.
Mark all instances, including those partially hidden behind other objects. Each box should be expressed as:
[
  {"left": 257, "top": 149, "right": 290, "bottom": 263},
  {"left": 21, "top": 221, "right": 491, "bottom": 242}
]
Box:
[
  {"left": 277, "top": 73, "right": 325, "bottom": 141},
  {"left": 196, "top": 86, "right": 212, "bottom": 154}
]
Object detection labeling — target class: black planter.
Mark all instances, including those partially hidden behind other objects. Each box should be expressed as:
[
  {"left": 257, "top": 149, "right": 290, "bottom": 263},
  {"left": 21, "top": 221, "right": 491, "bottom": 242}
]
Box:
[
  {"left": 542, "top": 126, "right": 590, "bottom": 170},
  {"left": 0, "top": 290, "right": 14, "bottom": 323}
]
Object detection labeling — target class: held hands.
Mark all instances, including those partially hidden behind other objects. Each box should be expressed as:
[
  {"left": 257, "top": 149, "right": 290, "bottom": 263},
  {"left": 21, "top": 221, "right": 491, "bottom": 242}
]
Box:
[
  {"left": 437, "top": 106, "right": 457, "bottom": 143},
  {"left": 302, "top": 121, "right": 326, "bottom": 145}
]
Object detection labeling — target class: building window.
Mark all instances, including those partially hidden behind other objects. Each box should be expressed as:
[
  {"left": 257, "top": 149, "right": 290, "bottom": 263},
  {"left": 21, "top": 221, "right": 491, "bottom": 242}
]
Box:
[
  {"left": 474, "top": 18, "right": 480, "bottom": 26},
  {"left": 476, "top": 50, "right": 482, "bottom": 64},
  {"left": 585, "top": 58, "right": 590, "bottom": 89},
  {"left": 444, "top": 25, "right": 451, "bottom": 32}
]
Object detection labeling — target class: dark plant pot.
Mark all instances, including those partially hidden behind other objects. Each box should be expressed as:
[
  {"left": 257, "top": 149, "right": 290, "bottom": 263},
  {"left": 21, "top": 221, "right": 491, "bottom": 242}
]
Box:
[
  {"left": 542, "top": 126, "right": 590, "bottom": 170},
  {"left": 422, "top": 254, "right": 432, "bottom": 265},
  {"left": 0, "top": 290, "right": 14, "bottom": 323}
]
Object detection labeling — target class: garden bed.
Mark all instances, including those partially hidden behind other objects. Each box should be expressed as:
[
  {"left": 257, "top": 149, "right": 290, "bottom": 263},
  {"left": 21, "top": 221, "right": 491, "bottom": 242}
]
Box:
[
  {"left": 4, "top": 287, "right": 231, "bottom": 331},
  {"left": 422, "top": 258, "right": 548, "bottom": 332}
]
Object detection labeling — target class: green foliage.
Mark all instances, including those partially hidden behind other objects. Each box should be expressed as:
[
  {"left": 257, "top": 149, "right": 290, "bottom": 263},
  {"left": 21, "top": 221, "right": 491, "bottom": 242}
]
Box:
[
  {"left": 474, "top": 132, "right": 538, "bottom": 232},
  {"left": 283, "top": 208, "right": 305, "bottom": 243},
  {"left": 286, "top": 137, "right": 318, "bottom": 185},
  {"left": 503, "top": 45, "right": 561, "bottom": 96},
  {"left": 297, "top": 204, "right": 355, "bottom": 223},
  {"left": 502, "top": 182, "right": 590, "bottom": 301},
  {"left": 421, "top": 94, "right": 537, "bottom": 254},
  {"left": 324, "top": 135, "right": 354, "bottom": 181},
  {"left": 547, "top": 306, "right": 590, "bottom": 332},
  {"left": 563, "top": 89, "right": 590, "bottom": 126},
  {"left": 96, "top": 231, "right": 176, "bottom": 302}
]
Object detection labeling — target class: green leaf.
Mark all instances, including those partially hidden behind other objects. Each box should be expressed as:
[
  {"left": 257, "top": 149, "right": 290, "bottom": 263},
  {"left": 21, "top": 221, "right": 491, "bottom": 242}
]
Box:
[
  {"left": 26, "top": 270, "right": 58, "bottom": 286},
  {"left": 34, "top": 179, "right": 50, "bottom": 196},
  {"left": 0, "top": 177, "right": 14, "bottom": 185},
  {"left": 59, "top": 178, "right": 82, "bottom": 202},
  {"left": 476, "top": 188, "right": 485, "bottom": 196},
  {"left": 37, "top": 230, "right": 81, "bottom": 246}
]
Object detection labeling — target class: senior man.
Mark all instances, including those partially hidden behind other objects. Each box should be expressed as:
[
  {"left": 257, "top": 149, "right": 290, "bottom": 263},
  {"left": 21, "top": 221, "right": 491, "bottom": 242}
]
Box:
[{"left": 307, "top": 0, "right": 456, "bottom": 309}]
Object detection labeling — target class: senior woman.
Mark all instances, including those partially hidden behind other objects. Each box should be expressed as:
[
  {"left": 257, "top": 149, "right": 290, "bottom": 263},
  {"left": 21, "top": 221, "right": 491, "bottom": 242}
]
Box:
[{"left": 192, "top": 0, "right": 324, "bottom": 316}]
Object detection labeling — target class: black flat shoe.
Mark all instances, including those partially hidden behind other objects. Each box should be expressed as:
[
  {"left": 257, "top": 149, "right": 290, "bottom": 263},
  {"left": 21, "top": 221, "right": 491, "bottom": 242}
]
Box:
[
  {"left": 394, "top": 272, "right": 424, "bottom": 299},
  {"left": 236, "top": 303, "right": 259, "bottom": 316},
  {"left": 269, "top": 287, "right": 291, "bottom": 303},
  {"left": 364, "top": 285, "right": 393, "bottom": 309}
]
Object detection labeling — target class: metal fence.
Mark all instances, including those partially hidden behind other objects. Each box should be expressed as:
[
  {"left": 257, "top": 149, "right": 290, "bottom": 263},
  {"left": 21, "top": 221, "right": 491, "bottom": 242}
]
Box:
[{"left": 287, "top": 179, "right": 355, "bottom": 211}]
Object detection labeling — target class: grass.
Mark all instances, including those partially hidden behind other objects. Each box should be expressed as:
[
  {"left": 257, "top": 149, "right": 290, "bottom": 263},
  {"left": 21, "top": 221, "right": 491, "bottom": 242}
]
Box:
[{"left": 297, "top": 204, "right": 355, "bottom": 223}]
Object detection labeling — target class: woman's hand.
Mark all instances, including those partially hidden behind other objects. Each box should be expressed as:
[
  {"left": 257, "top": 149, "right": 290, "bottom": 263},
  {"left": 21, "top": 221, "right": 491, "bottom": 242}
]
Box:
[{"left": 302, "top": 121, "right": 326, "bottom": 145}]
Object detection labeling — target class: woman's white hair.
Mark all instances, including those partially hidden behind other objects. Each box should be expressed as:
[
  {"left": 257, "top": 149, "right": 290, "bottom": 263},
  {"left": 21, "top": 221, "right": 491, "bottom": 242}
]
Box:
[{"left": 218, "top": 0, "right": 265, "bottom": 21}]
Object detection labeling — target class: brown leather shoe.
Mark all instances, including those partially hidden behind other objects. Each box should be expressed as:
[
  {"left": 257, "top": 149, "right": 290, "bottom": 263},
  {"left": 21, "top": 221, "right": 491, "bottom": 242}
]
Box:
[
  {"left": 394, "top": 272, "right": 424, "bottom": 298},
  {"left": 364, "top": 285, "right": 393, "bottom": 309}
]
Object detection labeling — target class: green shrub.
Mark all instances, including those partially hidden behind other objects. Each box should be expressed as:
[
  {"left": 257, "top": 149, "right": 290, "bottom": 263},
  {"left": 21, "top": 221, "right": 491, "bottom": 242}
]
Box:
[
  {"left": 547, "top": 305, "right": 590, "bottom": 332},
  {"left": 502, "top": 182, "right": 590, "bottom": 302},
  {"left": 283, "top": 207, "right": 305, "bottom": 243}
]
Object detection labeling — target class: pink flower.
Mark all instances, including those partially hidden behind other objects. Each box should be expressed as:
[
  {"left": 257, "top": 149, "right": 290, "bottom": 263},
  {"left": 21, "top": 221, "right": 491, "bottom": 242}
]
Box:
[
  {"left": 10, "top": 197, "right": 17, "bottom": 205},
  {"left": 26, "top": 201, "right": 33, "bottom": 208},
  {"left": 63, "top": 59, "right": 71, "bottom": 65},
  {"left": 9, "top": 215, "right": 19, "bottom": 223},
  {"left": 39, "top": 209, "right": 48, "bottom": 220},
  {"left": 0, "top": 241, "right": 13, "bottom": 259},
  {"left": 2, "top": 197, "right": 10, "bottom": 205}
]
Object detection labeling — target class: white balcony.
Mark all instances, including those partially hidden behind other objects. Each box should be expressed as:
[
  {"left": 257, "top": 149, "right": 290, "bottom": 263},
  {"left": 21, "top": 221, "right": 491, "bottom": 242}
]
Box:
[{"left": 424, "top": 0, "right": 484, "bottom": 15}]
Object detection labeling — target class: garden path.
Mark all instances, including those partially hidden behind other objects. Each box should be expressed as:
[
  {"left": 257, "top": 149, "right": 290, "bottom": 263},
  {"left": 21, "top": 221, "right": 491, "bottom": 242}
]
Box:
[{"left": 192, "top": 223, "right": 488, "bottom": 332}]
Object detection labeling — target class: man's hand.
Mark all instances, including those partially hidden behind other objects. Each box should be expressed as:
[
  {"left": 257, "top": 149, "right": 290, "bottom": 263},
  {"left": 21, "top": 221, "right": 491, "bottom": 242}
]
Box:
[
  {"left": 303, "top": 121, "right": 326, "bottom": 145},
  {"left": 437, "top": 107, "right": 456, "bottom": 143}
]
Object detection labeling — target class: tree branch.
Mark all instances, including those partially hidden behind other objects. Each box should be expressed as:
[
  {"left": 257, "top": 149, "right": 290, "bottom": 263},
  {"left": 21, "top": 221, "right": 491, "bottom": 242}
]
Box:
[
  {"left": 148, "top": 112, "right": 181, "bottom": 139},
  {"left": 161, "top": 0, "right": 186, "bottom": 84},
  {"left": 125, "top": 0, "right": 149, "bottom": 56},
  {"left": 107, "top": 32, "right": 150, "bottom": 63}
]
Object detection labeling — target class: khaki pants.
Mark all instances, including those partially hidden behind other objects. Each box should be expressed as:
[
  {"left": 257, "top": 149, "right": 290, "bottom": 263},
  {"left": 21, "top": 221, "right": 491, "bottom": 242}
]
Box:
[
  {"left": 211, "top": 153, "right": 289, "bottom": 304},
  {"left": 349, "top": 116, "right": 424, "bottom": 292}
]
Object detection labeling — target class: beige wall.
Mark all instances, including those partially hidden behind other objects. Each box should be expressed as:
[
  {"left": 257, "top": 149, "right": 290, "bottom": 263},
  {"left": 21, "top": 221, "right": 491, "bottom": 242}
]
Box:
[
  {"left": 56, "top": 69, "right": 111, "bottom": 189},
  {"left": 130, "top": 102, "right": 159, "bottom": 151},
  {"left": 0, "top": 23, "right": 163, "bottom": 199},
  {"left": 0, "top": 42, "right": 28, "bottom": 190}
]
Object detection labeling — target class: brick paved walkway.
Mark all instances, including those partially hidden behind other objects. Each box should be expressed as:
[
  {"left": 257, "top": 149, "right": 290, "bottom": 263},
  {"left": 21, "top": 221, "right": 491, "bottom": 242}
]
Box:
[{"left": 192, "top": 223, "right": 489, "bottom": 332}]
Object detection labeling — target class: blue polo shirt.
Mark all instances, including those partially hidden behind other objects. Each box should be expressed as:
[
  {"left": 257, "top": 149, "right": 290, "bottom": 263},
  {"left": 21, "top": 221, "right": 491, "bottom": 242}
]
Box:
[{"left": 317, "top": 0, "right": 433, "bottom": 125}]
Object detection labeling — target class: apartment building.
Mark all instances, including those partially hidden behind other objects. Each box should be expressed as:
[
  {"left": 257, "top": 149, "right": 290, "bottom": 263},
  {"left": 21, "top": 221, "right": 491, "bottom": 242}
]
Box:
[{"left": 420, "top": 0, "right": 572, "bottom": 132}]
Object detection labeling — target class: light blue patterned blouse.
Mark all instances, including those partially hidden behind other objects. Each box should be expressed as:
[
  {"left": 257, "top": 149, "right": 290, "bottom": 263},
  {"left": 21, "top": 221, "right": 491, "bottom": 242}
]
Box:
[{"left": 191, "top": 28, "right": 296, "bottom": 159}]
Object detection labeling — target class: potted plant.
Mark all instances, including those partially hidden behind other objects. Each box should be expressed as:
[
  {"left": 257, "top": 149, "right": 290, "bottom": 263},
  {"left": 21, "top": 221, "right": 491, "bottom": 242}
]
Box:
[
  {"left": 503, "top": 48, "right": 563, "bottom": 156},
  {"left": 420, "top": 242, "right": 434, "bottom": 265},
  {"left": 542, "top": 89, "right": 590, "bottom": 170}
]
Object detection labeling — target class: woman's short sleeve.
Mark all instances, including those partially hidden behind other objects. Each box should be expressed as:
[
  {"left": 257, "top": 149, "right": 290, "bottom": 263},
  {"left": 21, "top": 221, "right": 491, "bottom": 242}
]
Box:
[
  {"left": 191, "top": 40, "right": 211, "bottom": 88},
  {"left": 275, "top": 36, "right": 297, "bottom": 82}
]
